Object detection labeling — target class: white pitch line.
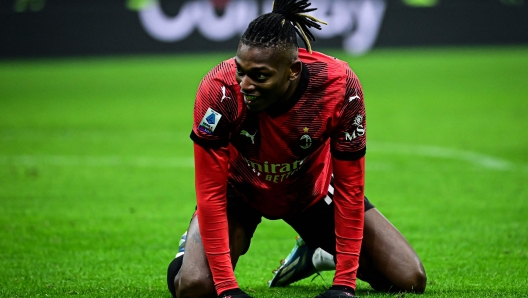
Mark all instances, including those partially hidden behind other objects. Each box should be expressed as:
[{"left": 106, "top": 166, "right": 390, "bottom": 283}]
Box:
[
  {"left": 1, "top": 129, "right": 520, "bottom": 171},
  {"left": 0, "top": 129, "right": 191, "bottom": 144},
  {"left": 0, "top": 154, "right": 396, "bottom": 171},
  {"left": 0, "top": 155, "right": 194, "bottom": 168},
  {"left": 0, "top": 143, "right": 523, "bottom": 171},
  {"left": 368, "top": 142, "right": 515, "bottom": 171}
]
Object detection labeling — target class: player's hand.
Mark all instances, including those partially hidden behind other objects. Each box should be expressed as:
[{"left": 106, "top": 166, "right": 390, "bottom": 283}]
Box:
[
  {"left": 314, "top": 285, "right": 356, "bottom": 298},
  {"left": 218, "top": 288, "right": 253, "bottom": 298}
]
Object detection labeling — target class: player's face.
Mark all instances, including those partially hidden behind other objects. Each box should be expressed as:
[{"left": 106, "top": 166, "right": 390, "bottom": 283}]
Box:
[{"left": 235, "top": 44, "right": 299, "bottom": 112}]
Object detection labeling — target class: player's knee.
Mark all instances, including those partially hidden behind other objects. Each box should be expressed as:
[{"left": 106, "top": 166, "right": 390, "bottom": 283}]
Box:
[
  {"left": 413, "top": 267, "right": 427, "bottom": 293},
  {"left": 176, "top": 276, "right": 215, "bottom": 298},
  {"left": 401, "top": 266, "right": 427, "bottom": 293}
]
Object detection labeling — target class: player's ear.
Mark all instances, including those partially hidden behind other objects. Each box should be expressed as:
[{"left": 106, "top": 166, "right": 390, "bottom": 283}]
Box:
[{"left": 289, "top": 59, "right": 302, "bottom": 81}]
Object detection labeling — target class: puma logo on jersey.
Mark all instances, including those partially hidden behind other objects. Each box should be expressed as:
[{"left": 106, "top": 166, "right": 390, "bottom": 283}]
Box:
[
  {"left": 349, "top": 90, "right": 360, "bottom": 101},
  {"left": 240, "top": 129, "right": 258, "bottom": 144},
  {"left": 221, "top": 86, "right": 231, "bottom": 102}
]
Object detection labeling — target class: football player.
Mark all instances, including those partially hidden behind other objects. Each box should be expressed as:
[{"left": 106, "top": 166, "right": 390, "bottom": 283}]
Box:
[{"left": 167, "top": 0, "right": 426, "bottom": 297}]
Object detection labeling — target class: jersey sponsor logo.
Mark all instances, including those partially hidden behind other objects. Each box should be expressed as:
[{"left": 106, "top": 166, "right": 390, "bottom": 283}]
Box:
[
  {"left": 240, "top": 129, "right": 258, "bottom": 144},
  {"left": 198, "top": 107, "right": 222, "bottom": 135},
  {"left": 221, "top": 85, "right": 231, "bottom": 102},
  {"left": 345, "top": 114, "right": 365, "bottom": 141},
  {"left": 242, "top": 155, "right": 306, "bottom": 183},
  {"left": 300, "top": 127, "right": 312, "bottom": 149}
]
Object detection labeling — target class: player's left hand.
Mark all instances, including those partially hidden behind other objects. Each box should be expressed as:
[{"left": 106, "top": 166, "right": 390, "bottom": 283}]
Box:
[
  {"left": 314, "top": 285, "right": 356, "bottom": 298},
  {"left": 218, "top": 288, "right": 253, "bottom": 298}
]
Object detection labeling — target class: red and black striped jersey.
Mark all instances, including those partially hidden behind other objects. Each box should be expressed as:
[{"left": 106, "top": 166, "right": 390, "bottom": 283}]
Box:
[
  {"left": 190, "top": 48, "right": 366, "bottom": 293},
  {"left": 191, "top": 48, "right": 366, "bottom": 218}
]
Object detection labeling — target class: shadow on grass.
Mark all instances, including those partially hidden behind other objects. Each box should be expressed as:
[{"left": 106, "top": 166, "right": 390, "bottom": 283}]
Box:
[{"left": 243, "top": 284, "right": 397, "bottom": 298}]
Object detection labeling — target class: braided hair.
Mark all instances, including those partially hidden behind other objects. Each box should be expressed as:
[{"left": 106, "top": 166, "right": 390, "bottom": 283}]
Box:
[{"left": 240, "top": 0, "right": 327, "bottom": 54}]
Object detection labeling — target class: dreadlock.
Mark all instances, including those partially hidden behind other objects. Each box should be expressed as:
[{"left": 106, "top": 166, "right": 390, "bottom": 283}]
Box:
[{"left": 240, "top": 0, "right": 327, "bottom": 54}]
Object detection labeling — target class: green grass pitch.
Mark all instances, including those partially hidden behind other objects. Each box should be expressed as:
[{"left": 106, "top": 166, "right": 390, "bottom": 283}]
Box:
[{"left": 1, "top": 46, "right": 527, "bottom": 297}]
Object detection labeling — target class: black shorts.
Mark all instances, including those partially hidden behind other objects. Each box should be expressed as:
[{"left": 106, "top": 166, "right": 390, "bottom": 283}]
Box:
[{"left": 226, "top": 183, "right": 375, "bottom": 255}]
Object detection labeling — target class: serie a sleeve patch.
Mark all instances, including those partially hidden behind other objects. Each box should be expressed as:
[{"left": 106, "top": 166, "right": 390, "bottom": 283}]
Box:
[{"left": 198, "top": 107, "right": 222, "bottom": 135}]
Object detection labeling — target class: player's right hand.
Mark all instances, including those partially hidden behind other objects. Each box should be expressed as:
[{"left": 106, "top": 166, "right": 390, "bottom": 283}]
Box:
[
  {"left": 218, "top": 288, "right": 253, "bottom": 298},
  {"left": 314, "top": 285, "right": 356, "bottom": 298}
]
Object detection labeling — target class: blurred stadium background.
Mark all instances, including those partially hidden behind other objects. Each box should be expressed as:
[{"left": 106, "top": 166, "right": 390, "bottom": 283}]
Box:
[
  {"left": 1, "top": 1, "right": 527, "bottom": 297},
  {"left": 2, "top": 0, "right": 528, "bottom": 57}
]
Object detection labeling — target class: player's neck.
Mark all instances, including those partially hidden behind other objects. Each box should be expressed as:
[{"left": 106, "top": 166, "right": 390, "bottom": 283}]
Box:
[{"left": 281, "top": 75, "right": 301, "bottom": 104}]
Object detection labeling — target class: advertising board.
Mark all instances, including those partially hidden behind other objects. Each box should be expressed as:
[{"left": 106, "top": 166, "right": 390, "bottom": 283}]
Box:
[{"left": 1, "top": 0, "right": 526, "bottom": 58}]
